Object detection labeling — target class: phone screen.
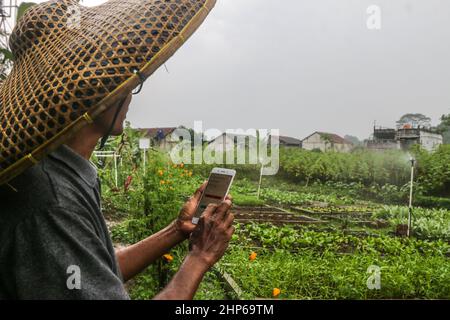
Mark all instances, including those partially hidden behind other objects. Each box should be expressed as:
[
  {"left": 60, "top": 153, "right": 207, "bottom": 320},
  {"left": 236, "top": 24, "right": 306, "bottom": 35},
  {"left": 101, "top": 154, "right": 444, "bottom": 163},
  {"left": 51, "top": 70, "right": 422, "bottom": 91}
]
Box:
[{"left": 192, "top": 172, "right": 234, "bottom": 224}]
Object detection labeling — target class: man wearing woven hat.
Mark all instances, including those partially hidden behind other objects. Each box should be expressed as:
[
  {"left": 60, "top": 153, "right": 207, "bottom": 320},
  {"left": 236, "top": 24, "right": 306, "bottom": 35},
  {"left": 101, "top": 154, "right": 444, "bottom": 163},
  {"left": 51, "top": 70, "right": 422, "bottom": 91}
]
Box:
[{"left": 0, "top": 0, "right": 234, "bottom": 300}]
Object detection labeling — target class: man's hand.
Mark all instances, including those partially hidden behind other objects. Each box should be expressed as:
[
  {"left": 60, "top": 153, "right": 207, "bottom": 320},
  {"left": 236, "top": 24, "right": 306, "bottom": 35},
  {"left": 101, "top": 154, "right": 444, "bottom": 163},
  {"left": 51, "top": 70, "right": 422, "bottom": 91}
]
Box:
[
  {"left": 174, "top": 181, "right": 232, "bottom": 239},
  {"left": 154, "top": 200, "right": 235, "bottom": 300},
  {"left": 188, "top": 200, "right": 235, "bottom": 268}
]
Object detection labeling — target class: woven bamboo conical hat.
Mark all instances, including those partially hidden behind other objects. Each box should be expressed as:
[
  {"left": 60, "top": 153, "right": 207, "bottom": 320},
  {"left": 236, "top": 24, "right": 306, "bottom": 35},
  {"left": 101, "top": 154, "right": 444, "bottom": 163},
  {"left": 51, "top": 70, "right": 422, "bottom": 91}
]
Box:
[{"left": 0, "top": 0, "right": 216, "bottom": 185}]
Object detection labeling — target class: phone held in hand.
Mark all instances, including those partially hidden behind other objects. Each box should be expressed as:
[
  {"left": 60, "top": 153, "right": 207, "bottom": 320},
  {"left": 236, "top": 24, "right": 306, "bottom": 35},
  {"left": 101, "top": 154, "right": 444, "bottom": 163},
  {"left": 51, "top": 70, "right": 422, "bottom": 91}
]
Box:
[{"left": 191, "top": 168, "right": 236, "bottom": 225}]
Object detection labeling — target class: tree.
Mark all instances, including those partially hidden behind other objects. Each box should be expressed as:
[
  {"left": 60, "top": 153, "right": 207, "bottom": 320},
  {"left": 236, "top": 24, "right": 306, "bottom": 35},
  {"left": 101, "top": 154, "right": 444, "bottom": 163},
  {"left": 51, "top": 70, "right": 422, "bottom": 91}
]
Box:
[
  {"left": 396, "top": 113, "right": 431, "bottom": 128},
  {"left": 344, "top": 135, "right": 362, "bottom": 146},
  {"left": 437, "top": 113, "right": 450, "bottom": 144},
  {"left": 320, "top": 133, "right": 335, "bottom": 151},
  {"left": 16, "top": 2, "right": 36, "bottom": 21},
  {"left": 0, "top": 37, "right": 14, "bottom": 81}
]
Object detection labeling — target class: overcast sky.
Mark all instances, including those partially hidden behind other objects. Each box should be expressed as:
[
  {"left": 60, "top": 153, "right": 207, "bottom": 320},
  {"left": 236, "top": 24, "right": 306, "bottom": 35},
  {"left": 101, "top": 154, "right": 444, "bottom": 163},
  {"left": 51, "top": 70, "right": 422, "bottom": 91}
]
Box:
[{"left": 16, "top": 0, "right": 450, "bottom": 140}]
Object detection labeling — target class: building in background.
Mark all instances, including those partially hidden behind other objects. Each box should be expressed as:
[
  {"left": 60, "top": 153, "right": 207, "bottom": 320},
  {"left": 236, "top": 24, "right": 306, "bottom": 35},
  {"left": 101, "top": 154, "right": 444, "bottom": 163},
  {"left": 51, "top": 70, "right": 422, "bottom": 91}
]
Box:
[
  {"left": 301, "top": 132, "right": 353, "bottom": 153},
  {"left": 366, "top": 127, "right": 400, "bottom": 150},
  {"left": 277, "top": 135, "right": 302, "bottom": 148},
  {"left": 266, "top": 135, "right": 302, "bottom": 148},
  {"left": 367, "top": 125, "right": 443, "bottom": 152},
  {"left": 140, "top": 127, "right": 179, "bottom": 150},
  {"left": 207, "top": 133, "right": 256, "bottom": 152}
]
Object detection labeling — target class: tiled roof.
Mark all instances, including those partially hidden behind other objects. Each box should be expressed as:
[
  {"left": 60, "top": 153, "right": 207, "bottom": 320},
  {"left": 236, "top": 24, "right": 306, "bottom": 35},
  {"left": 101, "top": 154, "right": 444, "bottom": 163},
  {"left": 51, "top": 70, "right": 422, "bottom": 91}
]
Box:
[{"left": 303, "top": 132, "right": 352, "bottom": 145}]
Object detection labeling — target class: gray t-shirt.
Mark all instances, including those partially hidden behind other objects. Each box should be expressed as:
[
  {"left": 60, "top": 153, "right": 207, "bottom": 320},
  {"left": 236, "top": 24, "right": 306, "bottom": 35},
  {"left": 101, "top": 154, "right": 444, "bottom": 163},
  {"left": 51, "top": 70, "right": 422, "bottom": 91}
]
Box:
[{"left": 0, "top": 145, "right": 130, "bottom": 299}]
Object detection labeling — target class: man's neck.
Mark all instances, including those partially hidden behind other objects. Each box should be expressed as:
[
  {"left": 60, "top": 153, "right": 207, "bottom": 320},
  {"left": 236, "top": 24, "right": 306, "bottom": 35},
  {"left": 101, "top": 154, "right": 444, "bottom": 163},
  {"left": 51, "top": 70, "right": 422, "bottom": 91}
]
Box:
[{"left": 65, "top": 125, "right": 103, "bottom": 160}]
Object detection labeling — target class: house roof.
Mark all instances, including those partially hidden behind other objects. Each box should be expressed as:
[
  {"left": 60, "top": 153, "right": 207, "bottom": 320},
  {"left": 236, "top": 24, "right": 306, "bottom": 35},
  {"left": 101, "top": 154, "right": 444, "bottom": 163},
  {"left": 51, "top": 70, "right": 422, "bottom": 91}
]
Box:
[
  {"left": 277, "top": 135, "right": 302, "bottom": 145},
  {"left": 140, "top": 127, "right": 177, "bottom": 139},
  {"left": 209, "top": 133, "right": 302, "bottom": 146},
  {"left": 208, "top": 132, "right": 257, "bottom": 144},
  {"left": 303, "top": 132, "right": 352, "bottom": 145}
]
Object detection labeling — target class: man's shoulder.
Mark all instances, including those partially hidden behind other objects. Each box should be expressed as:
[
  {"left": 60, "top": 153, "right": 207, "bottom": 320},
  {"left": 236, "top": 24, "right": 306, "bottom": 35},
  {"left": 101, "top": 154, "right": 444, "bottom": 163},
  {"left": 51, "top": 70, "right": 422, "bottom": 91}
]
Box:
[
  {"left": 0, "top": 155, "right": 87, "bottom": 229},
  {"left": 0, "top": 160, "right": 56, "bottom": 230},
  {"left": 2, "top": 160, "right": 56, "bottom": 204}
]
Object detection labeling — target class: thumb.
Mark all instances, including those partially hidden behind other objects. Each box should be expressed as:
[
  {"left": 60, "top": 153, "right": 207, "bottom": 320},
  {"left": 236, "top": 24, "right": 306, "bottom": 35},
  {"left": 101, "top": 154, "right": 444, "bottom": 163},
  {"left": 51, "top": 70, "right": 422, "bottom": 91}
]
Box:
[{"left": 192, "top": 180, "right": 207, "bottom": 202}]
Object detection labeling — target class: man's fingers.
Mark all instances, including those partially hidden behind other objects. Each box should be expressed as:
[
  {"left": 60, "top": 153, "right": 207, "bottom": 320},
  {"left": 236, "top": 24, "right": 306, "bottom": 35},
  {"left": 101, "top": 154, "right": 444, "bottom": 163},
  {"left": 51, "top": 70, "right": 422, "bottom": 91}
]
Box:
[
  {"left": 199, "top": 198, "right": 233, "bottom": 226},
  {"left": 192, "top": 181, "right": 208, "bottom": 202},
  {"left": 201, "top": 203, "right": 218, "bottom": 220},
  {"left": 224, "top": 212, "right": 235, "bottom": 228},
  {"left": 212, "top": 199, "right": 232, "bottom": 221},
  {"left": 225, "top": 194, "right": 233, "bottom": 202},
  {"left": 226, "top": 226, "right": 235, "bottom": 238}
]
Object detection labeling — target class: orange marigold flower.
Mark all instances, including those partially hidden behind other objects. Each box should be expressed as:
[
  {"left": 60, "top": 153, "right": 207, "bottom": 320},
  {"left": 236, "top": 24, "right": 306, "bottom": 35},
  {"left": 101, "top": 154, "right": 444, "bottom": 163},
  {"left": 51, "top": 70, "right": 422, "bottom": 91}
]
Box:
[
  {"left": 160, "top": 180, "right": 165, "bottom": 185},
  {"left": 180, "top": 163, "right": 184, "bottom": 168},
  {"left": 272, "top": 288, "right": 281, "bottom": 297},
  {"left": 188, "top": 171, "right": 193, "bottom": 177},
  {"left": 249, "top": 252, "right": 257, "bottom": 261},
  {"left": 163, "top": 254, "right": 174, "bottom": 262},
  {"left": 158, "top": 170, "right": 164, "bottom": 176}
]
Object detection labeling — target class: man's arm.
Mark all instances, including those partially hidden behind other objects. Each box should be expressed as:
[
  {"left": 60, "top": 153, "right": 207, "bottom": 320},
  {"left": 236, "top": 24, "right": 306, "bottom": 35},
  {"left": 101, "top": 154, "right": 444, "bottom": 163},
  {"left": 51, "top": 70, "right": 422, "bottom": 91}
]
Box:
[
  {"left": 115, "top": 221, "right": 185, "bottom": 282},
  {"left": 153, "top": 254, "right": 210, "bottom": 300}
]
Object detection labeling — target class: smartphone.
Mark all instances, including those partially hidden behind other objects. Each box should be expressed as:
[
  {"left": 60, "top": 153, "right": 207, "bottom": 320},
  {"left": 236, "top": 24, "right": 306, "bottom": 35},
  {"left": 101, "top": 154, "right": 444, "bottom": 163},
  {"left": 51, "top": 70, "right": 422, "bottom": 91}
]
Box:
[{"left": 191, "top": 168, "right": 236, "bottom": 225}]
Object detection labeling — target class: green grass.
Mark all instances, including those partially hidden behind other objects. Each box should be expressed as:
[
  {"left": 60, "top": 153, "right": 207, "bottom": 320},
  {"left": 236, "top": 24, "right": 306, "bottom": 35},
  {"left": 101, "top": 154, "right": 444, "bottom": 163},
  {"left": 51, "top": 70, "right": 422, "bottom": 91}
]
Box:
[
  {"left": 373, "top": 206, "right": 450, "bottom": 239},
  {"left": 220, "top": 223, "right": 450, "bottom": 299},
  {"left": 124, "top": 223, "right": 450, "bottom": 300},
  {"left": 221, "top": 245, "right": 450, "bottom": 300},
  {"left": 233, "top": 194, "right": 265, "bottom": 207}
]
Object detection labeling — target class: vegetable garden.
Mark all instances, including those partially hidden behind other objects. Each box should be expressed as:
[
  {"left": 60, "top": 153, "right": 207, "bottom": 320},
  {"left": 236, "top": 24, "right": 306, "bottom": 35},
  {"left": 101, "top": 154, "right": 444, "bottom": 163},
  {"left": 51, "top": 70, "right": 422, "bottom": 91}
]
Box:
[{"left": 98, "top": 125, "right": 450, "bottom": 300}]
